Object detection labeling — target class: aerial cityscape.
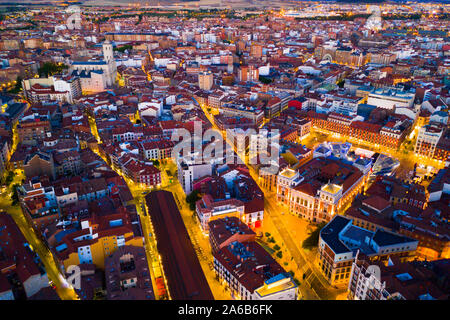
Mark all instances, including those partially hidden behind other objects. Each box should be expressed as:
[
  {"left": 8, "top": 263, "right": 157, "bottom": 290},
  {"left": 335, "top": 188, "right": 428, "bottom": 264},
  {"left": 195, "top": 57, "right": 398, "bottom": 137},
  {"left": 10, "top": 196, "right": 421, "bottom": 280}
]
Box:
[{"left": 0, "top": 0, "right": 449, "bottom": 304}]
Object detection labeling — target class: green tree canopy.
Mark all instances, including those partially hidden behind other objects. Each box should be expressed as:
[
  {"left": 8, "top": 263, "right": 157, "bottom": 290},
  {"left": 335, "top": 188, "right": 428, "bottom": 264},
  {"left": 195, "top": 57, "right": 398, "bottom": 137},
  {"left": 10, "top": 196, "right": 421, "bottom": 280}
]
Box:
[
  {"left": 38, "top": 62, "right": 68, "bottom": 77},
  {"left": 302, "top": 222, "right": 326, "bottom": 249},
  {"left": 186, "top": 189, "right": 201, "bottom": 211}
]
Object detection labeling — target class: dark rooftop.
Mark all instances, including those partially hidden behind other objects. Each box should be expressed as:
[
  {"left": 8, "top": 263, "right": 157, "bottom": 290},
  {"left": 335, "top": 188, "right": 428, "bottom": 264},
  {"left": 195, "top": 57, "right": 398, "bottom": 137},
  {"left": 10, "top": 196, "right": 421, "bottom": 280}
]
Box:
[{"left": 145, "top": 190, "right": 214, "bottom": 300}]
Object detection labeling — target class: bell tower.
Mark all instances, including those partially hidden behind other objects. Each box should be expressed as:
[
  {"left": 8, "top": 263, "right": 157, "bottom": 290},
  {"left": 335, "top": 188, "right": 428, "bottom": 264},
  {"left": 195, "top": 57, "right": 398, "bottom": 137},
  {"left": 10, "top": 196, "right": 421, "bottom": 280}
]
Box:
[{"left": 102, "top": 40, "right": 113, "bottom": 63}]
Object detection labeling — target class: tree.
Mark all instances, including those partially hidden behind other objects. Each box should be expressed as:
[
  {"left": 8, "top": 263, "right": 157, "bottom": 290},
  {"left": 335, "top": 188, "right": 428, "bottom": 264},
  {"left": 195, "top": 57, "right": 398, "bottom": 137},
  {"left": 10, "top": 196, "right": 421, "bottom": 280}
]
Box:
[
  {"left": 152, "top": 160, "right": 160, "bottom": 167},
  {"left": 336, "top": 79, "right": 345, "bottom": 88},
  {"left": 114, "top": 44, "right": 133, "bottom": 53},
  {"left": 11, "top": 184, "right": 20, "bottom": 206},
  {"left": 276, "top": 251, "right": 283, "bottom": 259},
  {"left": 4, "top": 171, "right": 14, "bottom": 186},
  {"left": 8, "top": 76, "right": 22, "bottom": 94},
  {"left": 186, "top": 190, "right": 201, "bottom": 211},
  {"left": 259, "top": 76, "right": 272, "bottom": 84},
  {"left": 302, "top": 222, "right": 326, "bottom": 249},
  {"left": 273, "top": 244, "right": 281, "bottom": 251},
  {"left": 38, "top": 62, "right": 68, "bottom": 77}
]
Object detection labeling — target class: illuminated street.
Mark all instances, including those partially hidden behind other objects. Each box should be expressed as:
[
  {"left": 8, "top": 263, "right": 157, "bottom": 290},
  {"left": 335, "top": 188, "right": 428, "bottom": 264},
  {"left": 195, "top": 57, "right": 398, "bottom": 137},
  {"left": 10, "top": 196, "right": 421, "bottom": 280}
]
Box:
[
  {"left": 197, "top": 102, "right": 346, "bottom": 300},
  {"left": 1, "top": 104, "right": 78, "bottom": 300},
  {"left": 86, "top": 118, "right": 169, "bottom": 300},
  {"left": 0, "top": 183, "right": 79, "bottom": 300}
]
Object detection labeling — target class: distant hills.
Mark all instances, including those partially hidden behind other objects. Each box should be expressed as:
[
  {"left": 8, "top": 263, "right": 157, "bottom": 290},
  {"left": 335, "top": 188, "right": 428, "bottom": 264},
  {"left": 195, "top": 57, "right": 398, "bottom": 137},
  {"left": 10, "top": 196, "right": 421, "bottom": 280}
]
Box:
[{"left": 335, "top": 0, "right": 385, "bottom": 2}]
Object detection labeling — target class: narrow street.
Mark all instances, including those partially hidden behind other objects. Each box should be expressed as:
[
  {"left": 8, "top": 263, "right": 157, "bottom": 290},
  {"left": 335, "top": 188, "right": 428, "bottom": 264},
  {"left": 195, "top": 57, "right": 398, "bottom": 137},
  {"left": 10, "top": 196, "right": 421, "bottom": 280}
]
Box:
[
  {"left": 1, "top": 96, "right": 79, "bottom": 300},
  {"left": 87, "top": 113, "right": 233, "bottom": 300},
  {"left": 1, "top": 166, "right": 78, "bottom": 299},
  {"left": 264, "top": 197, "right": 344, "bottom": 300},
  {"left": 87, "top": 115, "right": 169, "bottom": 300},
  {"left": 195, "top": 102, "right": 344, "bottom": 300},
  {"left": 3, "top": 200, "right": 79, "bottom": 300}
]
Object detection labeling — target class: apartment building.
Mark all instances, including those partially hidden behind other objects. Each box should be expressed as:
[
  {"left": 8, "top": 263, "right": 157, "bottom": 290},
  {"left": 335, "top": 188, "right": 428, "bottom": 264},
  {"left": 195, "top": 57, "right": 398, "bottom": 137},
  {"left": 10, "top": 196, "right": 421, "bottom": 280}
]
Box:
[
  {"left": 54, "top": 207, "right": 144, "bottom": 270},
  {"left": 318, "top": 215, "right": 418, "bottom": 287},
  {"left": 348, "top": 254, "right": 449, "bottom": 300},
  {"left": 220, "top": 103, "right": 264, "bottom": 126},
  {"left": 105, "top": 245, "right": 154, "bottom": 300},
  {"left": 0, "top": 212, "right": 51, "bottom": 300},
  {"left": 177, "top": 154, "right": 212, "bottom": 194},
  {"left": 17, "top": 118, "right": 51, "bottom": 145},
  {"left": 198, "top": 71, "right": 213, "bottom": 91},
  {"left": 414, "top": 123, "right": 444, "bottom": 158},
  {"left": 214, "top": 241, "right": 298, "bottom": 300},
  {"left": 196, "top": 194, "right": 245, "bottom": 232},
  {"left": 367, "top": 88, "right": 415, "bottom": 110},
  {"left": 208, "top": 217, "right": 256, "bottom": 253}
]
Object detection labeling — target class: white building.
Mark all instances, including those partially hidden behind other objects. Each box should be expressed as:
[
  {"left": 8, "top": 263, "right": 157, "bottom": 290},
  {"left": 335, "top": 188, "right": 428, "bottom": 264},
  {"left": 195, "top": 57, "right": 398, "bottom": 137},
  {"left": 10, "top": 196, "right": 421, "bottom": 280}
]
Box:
[
  {"left": 115, "top": 56, "right": 145, "bottom": 68},
  {"left": 138, "top": 100, "right": 163, "bottom": 118},
  {"left": 177, "top": 154, "right": 212, "bottom": 194},
  {"left": 22, "top": 75, "right": 81, "bottom": 104},
  {"left": 414, "top": 124, "right": 444, "bottom": 157},
  {"left": 198, "top": 71, "right": 213, "bottom": 91},
  {"left": 367, "top": 88, "right": 415, "bottom": 110}
]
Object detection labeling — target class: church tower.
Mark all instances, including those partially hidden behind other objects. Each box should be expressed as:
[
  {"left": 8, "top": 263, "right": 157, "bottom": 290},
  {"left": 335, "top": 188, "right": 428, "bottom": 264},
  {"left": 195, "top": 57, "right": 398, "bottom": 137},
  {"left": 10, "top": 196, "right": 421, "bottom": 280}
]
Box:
[
  {"left": 102, "top": 40, "right": 113, "bottom": 63},
  {"left": 102, "top": 39, "right": 117, "bottom": 86}
]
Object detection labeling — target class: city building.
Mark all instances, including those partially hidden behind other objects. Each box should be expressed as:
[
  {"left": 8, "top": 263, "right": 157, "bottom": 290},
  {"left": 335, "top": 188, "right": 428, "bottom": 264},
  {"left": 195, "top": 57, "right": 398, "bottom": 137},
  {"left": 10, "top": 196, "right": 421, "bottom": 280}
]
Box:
[
  {"left": 22, "top": 75, "right": 81, "bottom": 104},
  {"left": 348, "top": 254, "right": 449, "bottom": 300},
  {"left": 70, "top": 40, "right": 117, "bottom": 87},
  {"left": 278, "top": 157, "right": 369, "bottom": 223},
  {"left": 367, "top": 88, "right": 415, "bottom": 110},
  {"left": 318, "top": 215, "right": 418, "bottom": 287},
  {"left": 105, "top": 245, "right": 154, "bottom": 300},
  {"left": 198, "top": 71, "right": 213, "bottom": 91},
  {"left": 177, "top": 154, "right": 212, "bottom": 195},
  {"left": 208, "top": 217, "right": 256, "bottom": 253},
  {"left": 53, "top": 205, "right": 144, "bottom": 270},
  {"left": 196, "top": 195, "right": 245, "bottom": 232},
  {"left": 214, "top": 241, "right": 298, "bottom": 300},
  {"left": 17, "top": 118, "right": 51, "bottom": 146},
  {"left": 0, "top": 212, "right": 50, "bottom": 300},
  {"left": 415, "top": 124, "right": 446, "bottom": 159}
]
